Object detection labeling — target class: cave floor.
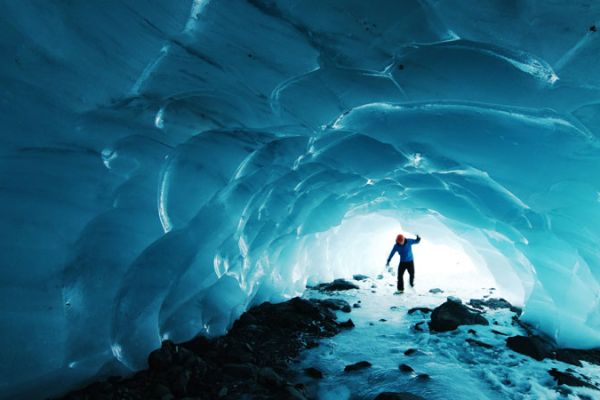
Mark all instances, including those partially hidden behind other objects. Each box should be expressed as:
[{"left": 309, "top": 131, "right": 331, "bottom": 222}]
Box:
[{"left": 292, "top": 275, "right": 600, "bottom": 400}]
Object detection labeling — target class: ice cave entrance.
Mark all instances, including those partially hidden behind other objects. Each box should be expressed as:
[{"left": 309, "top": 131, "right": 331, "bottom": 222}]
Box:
[{"left": 304, "top": 213, "right": 526, "bottom": 305}]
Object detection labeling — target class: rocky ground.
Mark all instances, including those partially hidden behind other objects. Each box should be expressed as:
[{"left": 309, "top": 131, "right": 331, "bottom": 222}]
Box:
[
  {"left": 55, "top": 277, "right": 600, "bottom": 400},
  {"left": 56, "top": 297, "right": 348, "bottom": 400}
]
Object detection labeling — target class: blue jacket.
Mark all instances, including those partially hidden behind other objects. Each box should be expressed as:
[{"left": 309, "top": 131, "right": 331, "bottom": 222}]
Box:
[{"left": 387, "top": 236, "right": 421, "bottom": 263}]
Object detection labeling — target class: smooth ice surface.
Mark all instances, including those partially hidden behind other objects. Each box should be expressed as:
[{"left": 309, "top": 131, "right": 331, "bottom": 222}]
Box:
[{"left": 1, "top": 1, "right": 600, "bottom": 398}]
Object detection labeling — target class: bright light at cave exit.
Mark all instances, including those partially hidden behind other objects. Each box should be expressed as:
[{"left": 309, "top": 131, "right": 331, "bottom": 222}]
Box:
[{"left": 312, "top": 213, "right": 498, "bottom": 295}]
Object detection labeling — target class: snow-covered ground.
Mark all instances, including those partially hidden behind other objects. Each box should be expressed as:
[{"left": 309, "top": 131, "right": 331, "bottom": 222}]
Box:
[{"left": 294, "top": 273, "right": 600, "bottom": 400}]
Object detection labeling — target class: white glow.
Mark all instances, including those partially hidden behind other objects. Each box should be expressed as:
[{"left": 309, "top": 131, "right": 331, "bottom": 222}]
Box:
[{"left": 300, "top": 212, "right": 517, "bottom": 301}]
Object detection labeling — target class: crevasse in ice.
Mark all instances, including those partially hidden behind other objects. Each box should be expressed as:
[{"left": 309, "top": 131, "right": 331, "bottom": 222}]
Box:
[{"left": 1, "top": 0, "right": 599, "bottom": 398}]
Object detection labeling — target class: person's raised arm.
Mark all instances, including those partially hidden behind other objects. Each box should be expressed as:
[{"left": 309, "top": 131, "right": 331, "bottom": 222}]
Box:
[{"left": 415, "top": 234, "right": 421, "bottom": 243}]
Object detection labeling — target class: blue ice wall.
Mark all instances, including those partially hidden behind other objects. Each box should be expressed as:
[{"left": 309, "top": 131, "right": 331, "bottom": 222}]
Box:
[{"left": 1, "top": 1, "right": 600, "bottom": 398}]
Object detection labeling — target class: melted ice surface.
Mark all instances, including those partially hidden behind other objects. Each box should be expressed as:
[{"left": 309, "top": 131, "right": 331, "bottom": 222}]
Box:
[{"left": 296, "top": 279, "right": 600, "bottom": 400}]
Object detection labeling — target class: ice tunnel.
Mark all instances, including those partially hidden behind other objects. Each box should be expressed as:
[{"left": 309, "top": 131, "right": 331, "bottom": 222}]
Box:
[{"left": 1, "top": 0, "right": 600, "bottom": 398}]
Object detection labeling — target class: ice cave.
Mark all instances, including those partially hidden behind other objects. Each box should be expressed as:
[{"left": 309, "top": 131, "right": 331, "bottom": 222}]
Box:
[{"left": 1, "top": 1, "right": 600, "bottom": 399}]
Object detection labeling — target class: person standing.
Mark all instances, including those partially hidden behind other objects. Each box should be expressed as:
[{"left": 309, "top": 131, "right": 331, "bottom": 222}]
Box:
[{"left": 386, "top": 234, "right": 421, "bottom": 293}]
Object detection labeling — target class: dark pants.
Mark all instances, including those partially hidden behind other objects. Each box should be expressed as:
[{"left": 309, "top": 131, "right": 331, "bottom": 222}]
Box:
[{"left": 397, "top": 261, "right": 414, "bottom": 291}]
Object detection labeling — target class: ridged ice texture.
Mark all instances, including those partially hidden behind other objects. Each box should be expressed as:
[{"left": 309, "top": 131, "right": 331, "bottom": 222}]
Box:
[{"left": 1, "top": 0, "right": 600, "bottom": 398}]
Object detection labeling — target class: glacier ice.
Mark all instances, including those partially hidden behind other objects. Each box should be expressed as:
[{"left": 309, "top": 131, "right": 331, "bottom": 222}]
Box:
[{"left": 1, "top": 0, "right": 600, "bottom": 398}]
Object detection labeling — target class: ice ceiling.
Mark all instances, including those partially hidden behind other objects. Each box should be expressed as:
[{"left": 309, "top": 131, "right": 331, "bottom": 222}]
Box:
[{"left": 2, "top": 0, "right": 600, "bottom": 397}]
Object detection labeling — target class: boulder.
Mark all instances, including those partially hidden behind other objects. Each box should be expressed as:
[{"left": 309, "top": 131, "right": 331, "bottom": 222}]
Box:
[
  {"left": 353, "top": 274, "right": 369, "bottom": 281},
  {"left": 429, "top": 299, "right": 488, "bottom": 332},
  {"left": 548, "top": 368, "right": 597, "bottom": 389},
  {"left": 555, "top": 348, "right": 600, "bottom": 367},
  {"left": 429, "top": 288, "right": 443, "bottom": 294},
  {"left": 506, "top": 335, "right": 554, "bottom": 361}
]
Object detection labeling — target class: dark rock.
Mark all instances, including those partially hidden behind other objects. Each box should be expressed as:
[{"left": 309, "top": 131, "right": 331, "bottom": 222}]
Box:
[
  {"left": 58, "top": 296, "right": 344, "bottom": 400},
  {"left": 466, "top": 338, "right": 493, "bottom": 349},
  {"left": 223, "top": 363, "right": 257, "bottom": 379},
  {"left": 374, "top": 392, "right": 426, "bottom": 400},
  {"left": 429, "top": 300, "right": 489, "bottom": 332},
  {"left": 285, "top": 385, "right": 308, "bottom": 400},
  {"left": 168, "top": 366, "right": 190, "bottom": 397},
  {"left": 148, "top": 383, "right": 172, "bottom": 399},
  {"left": 416, "top": 373, "right": 430, "bottom": 381},
  {"left": 257, "top": 367, "right": 285, "bottom": 387},
  {"left": 467, "top": 299, "right": 484, "bottom": 310},
  {"left": 220, "top": 340, "right": 255, "bottom": 363},
  {"left": 555, "top": 348, "right": 600, "bottom": 367},
  {"left": 304, "top": 367, "right": 323, "bottom": 379},
  {"left": 492, "top": 329, "right": 509, "bottom": 336},
  {"left": 506, "top": 330, "right": 600, "bottom": 367},
  {"left": 313, "top": 279, "right": 359, "bottom": 291},
  {"left": 353, "top": 303, "right": 361, "bottom": 309},
  {"left": 338, "top": 319, "right": 355, "bottom": 328},
  {"left": 317, "top": 298, "right": 352, "bottom": 313},
  {"left": 429, "top": 288, "right": 443, "bottom": 294},
  {"left": 407, "top": 307, "right": 432, "bottom": 315},
  {"left": 590, "top": 25, "right": 597, "bottom": 32},
  {"left": 289, "top": 297, "right": 322, "bottom": 318},
  {"left": 548, "top": 368, "right": 597, "bottom": 389},
  {"left": 379, "top": 318, "right": 387, "bottom": 322},
  {"left": 344, "top": 361, "right": 372, "bottom": 372},
  {"left": 181, "top": 334, "right": 211, "bottom": 356},
  {"left": 353, "top": 274, "right": 369, "bottom": 281},
  {"left": 404, "top": 348, "right": 418, "bottom": 356},
  {"left": 468, "top": 298, "right": 521, "bottom": 315},
  {"left": 413, "top": 322, "right": 425, "bottom": 332},
  {"left": 390, "top": 306, "right": 399, "bottom": 311},
  {"left": 506, "top": 335, "right": 555, "bottom": 361},
  {"left": 467, "top": 329, "right": 477, "bottom": 335},
  {"left": 148, "top": 341, "right": 175, "bottom": 371},
  {"left": 399, "top": 364, "right": 414, "bottom": 372}
]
